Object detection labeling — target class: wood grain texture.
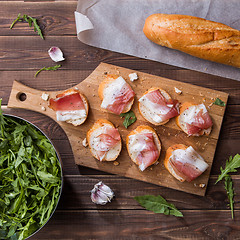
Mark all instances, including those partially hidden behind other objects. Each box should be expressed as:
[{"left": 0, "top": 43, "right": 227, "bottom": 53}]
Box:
[
  {"left": 7, "top": 63, "right": 228, "bottom": 195},
  {"left": 1, "top": 0, "right": 240, "bottom": 238},
  {"left": 58, "top": 175, "right": 240, "bottom": 210},
  {"left": 0, "top": 2, "right": 76, "bottom": 36},
  {"left": 30, "top": 210, "right": 240, "bottom": 240}
]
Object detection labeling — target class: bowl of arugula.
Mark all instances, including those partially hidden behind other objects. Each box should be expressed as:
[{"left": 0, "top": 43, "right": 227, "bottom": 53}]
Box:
[{"left": 0, "top": 107, "right": 63, "bottom": 239}]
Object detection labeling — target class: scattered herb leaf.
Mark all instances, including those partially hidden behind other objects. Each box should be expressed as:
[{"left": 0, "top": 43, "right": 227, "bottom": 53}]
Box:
[
  {"left": 215, "top": 154, "right": 240, "bottom": 184},
  {"left": 35, "top": 64, "right": 61, "bottom": 77},
  {"left": 120, "top": 110, "right": 137, "bottom": 128},
  {"left": 224, "top": 175, "right": 235, "bottom": 219},
  {"left": 0, "top": 100, "right": 62, "bottom": 240},
  {"left": 10, "top": 13, "right": 44, "bottom": 40},
  {"left": 134, "top": 195, "right": 183, "bottom": 217},
  {"left": 213, "top": 98, "right": 226, "bottom": 106}
]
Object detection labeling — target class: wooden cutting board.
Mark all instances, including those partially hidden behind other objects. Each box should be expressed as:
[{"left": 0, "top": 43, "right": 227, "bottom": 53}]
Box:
[{"left": 8, "top": 63, "right": 228, "bottom": 196}]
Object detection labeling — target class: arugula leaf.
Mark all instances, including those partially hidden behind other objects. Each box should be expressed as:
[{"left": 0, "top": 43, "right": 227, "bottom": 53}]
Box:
[
  {"left": 120, "top": 110, "right": 137, "bottom": 128},
  {"left": 213, "top": 98, "right": 226, "bottom": 106},
  {"left": 35, "top": 65, "right": 61, "bottom": 77},
  {"left": 224, "top": 175, "right": 235, "bottom": 219},
  {"left": 0, "top": 101, "right": 62, "bottom": 239},
  {"left": 134, "top": 195, "right": 183, "bottom": 217},
  {"left": 10, "top": 14, "right": 44, "bottom": 39},
  {"left": 216, "top": 154, "right": 240, "bottom": 184}
]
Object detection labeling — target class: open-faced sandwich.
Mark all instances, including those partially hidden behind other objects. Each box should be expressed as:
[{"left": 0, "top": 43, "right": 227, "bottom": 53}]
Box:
[
  {"left": 138, "top": 87, "right": 179, "bottom": 125},
  {"left": 49, "top": 89, "right": 89, "bottom": 126},
  {"left": 87, "top": 119, "right": 122, "bottom": 161},
  {"left": 98, "top": 74, "right": 135, "bottom": 115},
  {"left": 176, "top": 102, "right": 213, "bottom": 136},
  {"left": 164, "top": 144, "right": 209, "bottom": 182},
  {"left": 126, "top": 125, "right": 161, "bottom": 171}
]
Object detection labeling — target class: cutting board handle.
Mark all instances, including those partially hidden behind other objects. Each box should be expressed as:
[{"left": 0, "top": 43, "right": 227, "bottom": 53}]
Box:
[{"left": 8, "top": 80, "right": 56, "bottom": 119}]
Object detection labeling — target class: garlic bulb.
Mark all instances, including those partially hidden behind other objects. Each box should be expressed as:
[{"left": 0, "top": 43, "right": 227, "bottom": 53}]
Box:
[
  {"left": 48, "top": 46, "right": 65, "bottom": 62},
  {"left": 90, "top": 181, "right": 114, "bottom": 205}
]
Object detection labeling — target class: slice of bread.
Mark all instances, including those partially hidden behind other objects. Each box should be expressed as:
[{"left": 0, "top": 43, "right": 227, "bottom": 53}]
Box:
[
  {"left": 176, "top": 102, "right": 212, "bottom": 136},
  {"left": 87, "top": 119, "right": 122, "bottom": 161},
  {"left": 164, "top": 144, "right": 188, "bottom": 182},
  {"left": 49, "top": 89, "right": 89, "bottom": 126},
  {"left": 126, "top": 125, "right": 161, "bottom": 170},
  {"left": 98, "top": 74, "right": 134, "bottom": 114},
  {"left": 138, "top": 87, "right": 176, "bottom": 125}
]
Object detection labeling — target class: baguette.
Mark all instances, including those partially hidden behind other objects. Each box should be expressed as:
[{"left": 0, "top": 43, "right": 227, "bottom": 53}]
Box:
[
  {"left": 87, "top": 119, "right": 122, "bottom": 161},
  {"left": 126, "top": 125, "right": 161, "bottom": 171},
  {"left": 143, "top": 14, "right": 240, "bottom": 68}
]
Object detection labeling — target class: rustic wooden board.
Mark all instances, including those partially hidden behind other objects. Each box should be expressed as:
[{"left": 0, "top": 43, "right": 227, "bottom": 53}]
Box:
[{"left": 7, "top": 63, "right": 228, "bottom": 196}]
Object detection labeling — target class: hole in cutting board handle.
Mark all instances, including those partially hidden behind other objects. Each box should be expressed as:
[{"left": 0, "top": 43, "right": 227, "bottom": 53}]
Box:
[{"left": 16, "top": 92, "right": 27, "bottom": 102}]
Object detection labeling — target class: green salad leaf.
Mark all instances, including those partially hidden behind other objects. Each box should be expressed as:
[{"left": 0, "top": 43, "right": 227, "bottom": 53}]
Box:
[
  {"left": 224, "top": 175, "right": 235, "bottom": 219},
  {"left": 0, "top": 99, "right": 62, "bottom": 240},
  {"left": 213, "top": 98, "right": 226, "bottom": 107},
  {"left": 10, "top": 14, "right": 44, "bottom": 40},
  {"left": 120, "top": 111, "right": 137, "bottom": 128},
  {"left": 216, "top": 154, "right": 240, "bottom": 184},
  {"left": 134, "top": 195, "right": 183, "bottom": 217},
  {"left": 35, "top": 65, "right": 61, "bottom": 77}
]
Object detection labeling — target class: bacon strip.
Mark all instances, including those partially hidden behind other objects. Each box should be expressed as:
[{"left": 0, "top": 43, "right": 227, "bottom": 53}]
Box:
[
  {"left": 94, "top": 127, "right": 121, "bottom": 161},
  {"left": 49, "top": 91, "right": 85, "bottom": 111},
  {"left": 134, "top": 133, "right": 159, "bottom": 171},
  {"left": 144, "top": 89, "right": 179, "bottom": 122},
  {"left": 169, "top": 146, "right": 208, "bottom": 182},
  {"left": 185, "top": 105, "right": 213, "bottom": 135},
  {"left": 106, "top": 83, "right": 135, "bottom": 115}
]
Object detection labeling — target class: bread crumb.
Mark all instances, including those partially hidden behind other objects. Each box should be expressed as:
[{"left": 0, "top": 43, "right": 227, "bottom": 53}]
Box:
[
  {"left": 129, "top": 73, "right": 138, "bottom": 82},
  {"left": 93, "top": 94, "right": 95, "bottom": 97},
  {"left": 113, "top": 161, "right": 119, "bottom": 166},
  {"left": 199, "top": 92, "right": 204, "bottom": 96},
  {"left": 41, "top": 93, "right": 49, "bottom": 101},
  {"left": 208, "top": 102, "right": 213, "bottom": 108},
  {"left": 174, "top": 87, "right": 182, "bottom": 95},
  {"left": 203, "top": 98, "right": 206, "bottom": 102},
  {"left": 199, "top": 183, "right": 206, "bottom": 188},
  {"left": 41, "top": 106, "right": 46, "bottom": 111},
  {"left": 154, "top": 161, "right": 159, "bottom": 166},
  {"left": 82, "top": 138, "right": 88, "bottom": 147}
]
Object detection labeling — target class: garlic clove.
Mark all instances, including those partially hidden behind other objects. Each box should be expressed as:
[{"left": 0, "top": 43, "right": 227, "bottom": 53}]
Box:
[
  {"left": 48, "top": 46, "right": 65, "bottom": 62},
  {"left": 90, "top": 181, "right": 114, "bottom": 205}
]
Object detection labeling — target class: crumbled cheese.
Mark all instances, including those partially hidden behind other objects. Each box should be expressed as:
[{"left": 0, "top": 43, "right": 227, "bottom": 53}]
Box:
[
  {"left": 129, "top": 73, "right": 138, "bottom": 82},
  {"left": 41, "top": 106, "right": 46, "bottom": 111},
  {"left": 82, "top": 138, "right": 88, "bottom": 147},
  {"left": 41, "top": 93, "right": 49, "bottom": 101},
  {"left": 174, "top": 87, "right": 182, "bottom": 94}
]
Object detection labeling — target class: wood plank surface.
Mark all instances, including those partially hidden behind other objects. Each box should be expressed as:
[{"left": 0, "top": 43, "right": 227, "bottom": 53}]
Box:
[
  {"left": 57, "top": 175, "right": 240, "bottom": 210},
  {"left": 7, "top": 63, "right": 228, "bottom": 195},
  {"left": 1, "top": 0, "right": 240, "bottom": 239},
  {"left": 30, "top": 210, "right": 240, "bottom": 240}
]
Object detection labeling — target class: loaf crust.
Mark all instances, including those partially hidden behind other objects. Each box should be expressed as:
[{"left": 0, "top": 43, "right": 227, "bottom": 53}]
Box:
[{"left": 143, "top": 14, "right": 240, "bottom": 68}]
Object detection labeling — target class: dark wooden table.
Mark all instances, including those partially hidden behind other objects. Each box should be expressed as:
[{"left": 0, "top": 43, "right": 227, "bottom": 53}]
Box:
[{"left": 1, "top": 1, "right": 240, "bottom": 239}]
